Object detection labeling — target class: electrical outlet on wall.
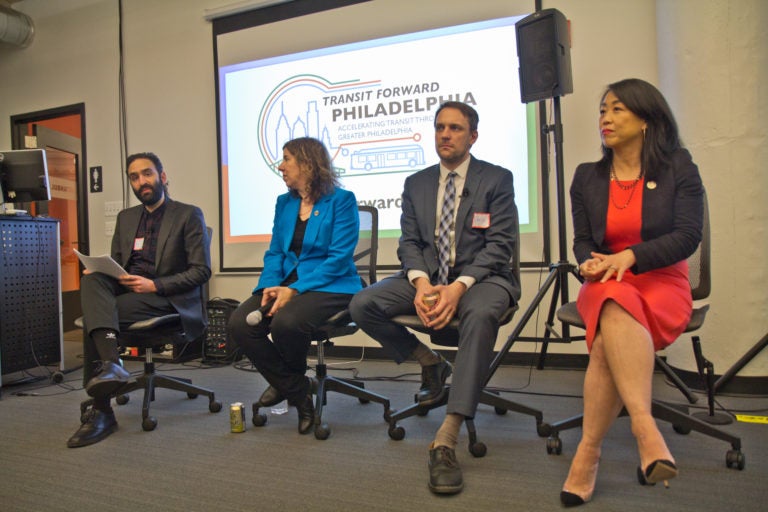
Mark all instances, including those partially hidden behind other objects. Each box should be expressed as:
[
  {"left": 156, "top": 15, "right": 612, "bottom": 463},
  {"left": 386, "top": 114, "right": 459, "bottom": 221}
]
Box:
[{"left": 104, "top": 201, "right": 122, "bottom": 216}]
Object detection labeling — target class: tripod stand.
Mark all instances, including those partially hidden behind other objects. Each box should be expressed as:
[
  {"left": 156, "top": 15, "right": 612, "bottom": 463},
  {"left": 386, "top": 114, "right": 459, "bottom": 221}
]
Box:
[{"left": 488, "top": 95, "right": 583, "bottom": 375}]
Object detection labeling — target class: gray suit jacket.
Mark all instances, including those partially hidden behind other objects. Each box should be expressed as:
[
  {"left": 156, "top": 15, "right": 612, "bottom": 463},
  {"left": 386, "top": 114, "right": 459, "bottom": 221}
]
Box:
[
  {"left": 397, "top": 155, "right": 520, "bottom": 301},
  {"left": 112, "top": 198, "right": 212, "bottom": 340}
]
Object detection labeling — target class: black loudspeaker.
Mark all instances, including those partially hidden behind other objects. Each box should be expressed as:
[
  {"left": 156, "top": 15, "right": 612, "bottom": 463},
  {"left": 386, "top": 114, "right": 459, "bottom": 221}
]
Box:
[
  {"left": 204, "top": 298, "right": 241, "bottom": 362},
  {"left": 515, "top": 8, "right": 573, "bottom": 103}
]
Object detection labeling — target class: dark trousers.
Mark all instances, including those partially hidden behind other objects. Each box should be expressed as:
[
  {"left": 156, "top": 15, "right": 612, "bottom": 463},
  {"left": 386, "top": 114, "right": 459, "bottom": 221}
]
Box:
[
  {"left": 348, "top": 276, "right": 510, "bottom": 418},
  {"left": 80, "top": 272, "right": 175, "bottom": 383},
  {"left": 228, "top": 291, "right": 353, "bottom": 404}
]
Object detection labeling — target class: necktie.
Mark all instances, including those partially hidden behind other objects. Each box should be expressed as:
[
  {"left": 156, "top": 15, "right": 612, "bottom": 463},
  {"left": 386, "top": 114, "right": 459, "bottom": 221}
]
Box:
[{"left": 437, "top": 172, "right": 456, "bottom": 285}]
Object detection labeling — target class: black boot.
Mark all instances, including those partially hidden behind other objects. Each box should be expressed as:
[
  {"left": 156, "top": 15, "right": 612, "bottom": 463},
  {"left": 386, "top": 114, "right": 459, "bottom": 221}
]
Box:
[
  {"left": 257, "top": 385, "right": 285, "bottom": 407},
  {"left": 295, "top": 393, "right": 315, "bottom": 435}
]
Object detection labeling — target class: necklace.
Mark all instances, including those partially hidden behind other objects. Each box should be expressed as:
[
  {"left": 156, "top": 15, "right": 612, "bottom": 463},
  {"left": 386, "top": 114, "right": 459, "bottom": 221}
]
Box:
[
  {"left": 609, "top": 166, "right": 644, "bottom": 210},
  {"left": 299, "top": 198, "right": 314, "bottom": 219}
]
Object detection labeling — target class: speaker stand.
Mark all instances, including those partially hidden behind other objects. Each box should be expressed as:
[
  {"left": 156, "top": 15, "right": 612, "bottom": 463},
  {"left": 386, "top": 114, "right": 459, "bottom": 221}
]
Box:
[{"left": 489, "top": 96, "right": 582, "bottom": 374}]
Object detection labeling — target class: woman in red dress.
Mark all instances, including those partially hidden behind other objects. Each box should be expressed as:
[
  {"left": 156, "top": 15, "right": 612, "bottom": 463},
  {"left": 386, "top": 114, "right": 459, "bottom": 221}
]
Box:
[{"left": 560, "top": 78, "right": 704, "bottom": 507}]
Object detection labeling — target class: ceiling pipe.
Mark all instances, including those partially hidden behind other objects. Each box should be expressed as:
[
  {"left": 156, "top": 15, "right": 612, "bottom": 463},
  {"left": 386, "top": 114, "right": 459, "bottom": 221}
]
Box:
[{"left": 0, "top": 3, "right": 35, "bottom": 48}]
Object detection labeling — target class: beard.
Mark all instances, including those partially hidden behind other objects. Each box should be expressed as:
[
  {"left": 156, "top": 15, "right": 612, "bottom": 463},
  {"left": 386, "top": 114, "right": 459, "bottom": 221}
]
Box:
[{"left": 133, "top": 181, "right": 164, "bottom": 206}]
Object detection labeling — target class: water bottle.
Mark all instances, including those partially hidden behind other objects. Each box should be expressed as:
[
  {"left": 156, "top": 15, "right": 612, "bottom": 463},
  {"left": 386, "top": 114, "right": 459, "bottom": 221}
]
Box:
[{"left": 270, "top": 399, "right": 289, "bottom": 415}]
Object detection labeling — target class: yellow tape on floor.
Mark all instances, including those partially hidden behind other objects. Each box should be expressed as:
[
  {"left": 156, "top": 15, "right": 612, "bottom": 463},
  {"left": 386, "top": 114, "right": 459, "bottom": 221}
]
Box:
[{"left": 735, "top": 414, "right": 768, "bottom": 424}]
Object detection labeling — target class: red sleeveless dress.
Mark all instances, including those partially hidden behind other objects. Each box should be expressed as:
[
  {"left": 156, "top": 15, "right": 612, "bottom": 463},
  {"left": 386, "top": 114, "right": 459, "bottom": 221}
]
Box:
[{"left": 576, "top": 179, "right": 692, "bottom": 352}]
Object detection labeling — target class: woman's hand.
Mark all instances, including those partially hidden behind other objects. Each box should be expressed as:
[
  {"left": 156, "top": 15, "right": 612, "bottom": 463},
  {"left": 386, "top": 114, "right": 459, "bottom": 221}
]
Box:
[
  {"left": 261, "top": 286, "right": 298, "bottom": 316},
  {"left": 583, "top": 249, "right": 637, "bottom": 283}
]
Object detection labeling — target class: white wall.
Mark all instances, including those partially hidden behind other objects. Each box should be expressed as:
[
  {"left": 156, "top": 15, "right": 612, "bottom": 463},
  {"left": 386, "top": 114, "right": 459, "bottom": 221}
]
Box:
[{"left": 1, "top": 0, "right": 765, "bottom": 376}]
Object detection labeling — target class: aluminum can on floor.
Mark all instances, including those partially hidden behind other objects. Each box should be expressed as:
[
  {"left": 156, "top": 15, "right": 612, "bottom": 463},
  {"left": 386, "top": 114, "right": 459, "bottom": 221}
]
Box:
[{"left": 230, "top": 402, "right": 246, "bottom": 433}]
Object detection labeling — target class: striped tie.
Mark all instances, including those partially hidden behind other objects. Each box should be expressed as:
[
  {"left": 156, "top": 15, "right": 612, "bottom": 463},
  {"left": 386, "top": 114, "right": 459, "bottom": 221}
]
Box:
[{"left": 437, "top": 172, "right": 456, "bottom": 285}]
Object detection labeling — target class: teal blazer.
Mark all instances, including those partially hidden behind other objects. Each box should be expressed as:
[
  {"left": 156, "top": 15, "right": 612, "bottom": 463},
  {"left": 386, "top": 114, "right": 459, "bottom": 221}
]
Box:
[{"left": 256, "top": 187, "right": 362, "bottom": 295}]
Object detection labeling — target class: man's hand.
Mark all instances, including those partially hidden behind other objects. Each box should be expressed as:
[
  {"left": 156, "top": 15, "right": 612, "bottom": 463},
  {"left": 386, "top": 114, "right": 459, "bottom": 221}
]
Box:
[
  {"left": 414, "top": 279, "right": 467, "bottom": 330},
  {"left": 118, "top": 274, "right": 157, "bottom": 293}
]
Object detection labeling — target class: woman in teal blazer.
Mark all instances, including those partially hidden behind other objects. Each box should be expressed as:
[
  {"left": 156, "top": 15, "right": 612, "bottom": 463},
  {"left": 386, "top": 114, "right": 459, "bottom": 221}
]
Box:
[{"left": 229, "top": 137, "right": 361, "bottom": 434}]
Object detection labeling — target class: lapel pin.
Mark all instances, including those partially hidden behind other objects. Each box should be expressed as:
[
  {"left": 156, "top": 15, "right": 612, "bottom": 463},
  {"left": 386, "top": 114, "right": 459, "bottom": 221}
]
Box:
[{"left": 647, "top": 181, "right": 657, "bottom": 190}]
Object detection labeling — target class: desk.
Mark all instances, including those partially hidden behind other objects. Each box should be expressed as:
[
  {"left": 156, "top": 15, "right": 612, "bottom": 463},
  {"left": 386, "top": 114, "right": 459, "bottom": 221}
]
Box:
[{"left": 0, "top": 216, "right": 62, "bottom": 389}]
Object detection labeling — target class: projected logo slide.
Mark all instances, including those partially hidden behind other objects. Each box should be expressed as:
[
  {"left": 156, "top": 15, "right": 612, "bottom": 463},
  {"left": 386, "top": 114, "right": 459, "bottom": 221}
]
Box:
[
  {"left": 255, "top": 74, "right": 467, "bottom": 179},
  {"left": 220, "top": 17, "right": 528, "bottom": 241}
]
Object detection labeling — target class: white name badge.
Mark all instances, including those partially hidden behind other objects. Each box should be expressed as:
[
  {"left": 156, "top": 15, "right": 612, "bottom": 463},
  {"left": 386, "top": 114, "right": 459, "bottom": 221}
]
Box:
[
  {"left": 133, "top": 237, "right": 145, "bottom": 251},
  {"left": 472, "top": 213, "right": 491, "bottom": 229}
]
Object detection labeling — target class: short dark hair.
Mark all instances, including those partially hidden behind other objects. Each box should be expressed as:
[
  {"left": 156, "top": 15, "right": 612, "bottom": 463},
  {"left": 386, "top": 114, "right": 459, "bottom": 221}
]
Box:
[
  {"left": 599, "top": 78, "right": 682, "bottom": 179},
  {"left": 126, "top": 152, "right": 163, "bottom": 174},
  {"left": 434, "top": 101, "right": 479, "bottom": 132}
]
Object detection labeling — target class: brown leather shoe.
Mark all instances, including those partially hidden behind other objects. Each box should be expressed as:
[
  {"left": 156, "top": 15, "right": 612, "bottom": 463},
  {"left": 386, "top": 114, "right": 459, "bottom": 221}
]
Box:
[{"left": 428, "top": 443, "right": 463, "bottom": 494}]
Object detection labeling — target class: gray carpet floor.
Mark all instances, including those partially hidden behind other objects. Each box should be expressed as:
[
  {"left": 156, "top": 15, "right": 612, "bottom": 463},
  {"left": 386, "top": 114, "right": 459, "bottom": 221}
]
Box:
[{"left": 0, "top": 341, "right": 766, "bottom": 512}]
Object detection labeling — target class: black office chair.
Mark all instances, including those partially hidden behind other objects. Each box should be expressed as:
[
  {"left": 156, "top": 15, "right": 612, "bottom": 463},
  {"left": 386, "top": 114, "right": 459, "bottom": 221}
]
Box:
[
  {"left": 252, "top": 205, "right": 392, "bottom": 440},
  {"left": 385, "top": 238, "right": 548, "bottom": 457},
  {"left": 79, "top": 314, "right": 223, "bottom": 431},
  {"left": 544, "top": 190, "right": 745, "bottom": 470},
  {"left": 78, "top": 227, "right": 223, "bottom": 431}
]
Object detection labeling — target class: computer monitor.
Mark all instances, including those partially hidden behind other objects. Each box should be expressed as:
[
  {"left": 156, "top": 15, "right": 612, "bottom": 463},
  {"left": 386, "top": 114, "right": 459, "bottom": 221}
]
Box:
[{"left": 0, "top": 149, "right": 51, "bottom": 208}]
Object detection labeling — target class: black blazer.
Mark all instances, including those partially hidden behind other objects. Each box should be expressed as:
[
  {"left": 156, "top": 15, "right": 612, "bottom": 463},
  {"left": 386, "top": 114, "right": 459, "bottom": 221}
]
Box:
[
  {"left": 112, "top": 198, "right": 212, "bottom": 340},
  {"left": 570, "top": 148, "right": 703, "bottom": 274}
]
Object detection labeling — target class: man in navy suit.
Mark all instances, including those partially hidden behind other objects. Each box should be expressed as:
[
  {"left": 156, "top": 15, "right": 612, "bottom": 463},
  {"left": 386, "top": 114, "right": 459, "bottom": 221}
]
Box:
[
  {"left": 67, "top": 152, "right": 211, "bottom": 448},
  {"left": 350, "top": 102, "right": 520, "bottom": 494}
]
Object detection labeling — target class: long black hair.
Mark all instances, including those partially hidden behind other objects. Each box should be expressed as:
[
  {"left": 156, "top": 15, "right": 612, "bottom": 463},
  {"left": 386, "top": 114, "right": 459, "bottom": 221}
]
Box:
[{"left": 598, "top": 78, "right": 682, "bottom": 180}]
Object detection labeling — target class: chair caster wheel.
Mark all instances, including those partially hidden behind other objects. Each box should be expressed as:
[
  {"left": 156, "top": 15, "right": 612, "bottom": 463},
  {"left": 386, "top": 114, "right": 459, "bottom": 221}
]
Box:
[
  {"left": 209, "top": 400, "right": 223, "bottom": 413},
  {"left": 115, "top": 394, "right": 129, "bottom": 405},
  {"left": 470, "top": 442, "right": 487, "bottom": 458},
  {"left": 187, "top": 392, "right": 198, "bottom": 399},
  {"left": 142, "top": 416, "right": 158, "bottom": 431},
  {"left": 673, "top": 424, "right": 691, "bottom": 435},
  {"left": 537, "top": 422, "right": 552, "bottom": 437},
  {"left": 546, "top": 436, "right": 562, "bottom": 455},
  {"left": 726, "top": 450, "right": 745, "bottom": 470},
  {"left": 315, "top": 424, "right": 331, "bottom": 440},
  {"left": 358, "top": 397, "right": 370, "bottom": 404},
  {"left": 494, "top": 406, "right": 507, "bottom": 415},
  {"left": 388, "top": 425, "right": 405, "bottom": 440}
]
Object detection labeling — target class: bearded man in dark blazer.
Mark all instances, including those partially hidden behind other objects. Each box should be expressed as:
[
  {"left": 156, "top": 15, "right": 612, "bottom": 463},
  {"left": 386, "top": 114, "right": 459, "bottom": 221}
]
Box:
[
  {"left": 350, "top": 102, "right": 520, "bottom": 494},
  {"left": 67, "top": 152, "right": 211, "bottom": 448}
]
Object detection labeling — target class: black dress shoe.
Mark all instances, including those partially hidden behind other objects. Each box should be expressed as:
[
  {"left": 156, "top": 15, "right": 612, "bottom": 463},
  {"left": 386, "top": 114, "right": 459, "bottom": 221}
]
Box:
[
  {"left": 258, "top": 385, "right": 285, "bottom": 407},
  {"left": 295, "top": 394, "right": 315, "bottom": 435},
  {"left": 85, "top": 361, "right": 132, "bottom": 398},
  {"left": 428, "top": 443, "right": 463, "bottom": 494},
  {"left": 67, "top": 410, "right": 118, "bottom": 448},
  {"left": 417, "top": 357, "right": 452, "bottom": 406}
]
